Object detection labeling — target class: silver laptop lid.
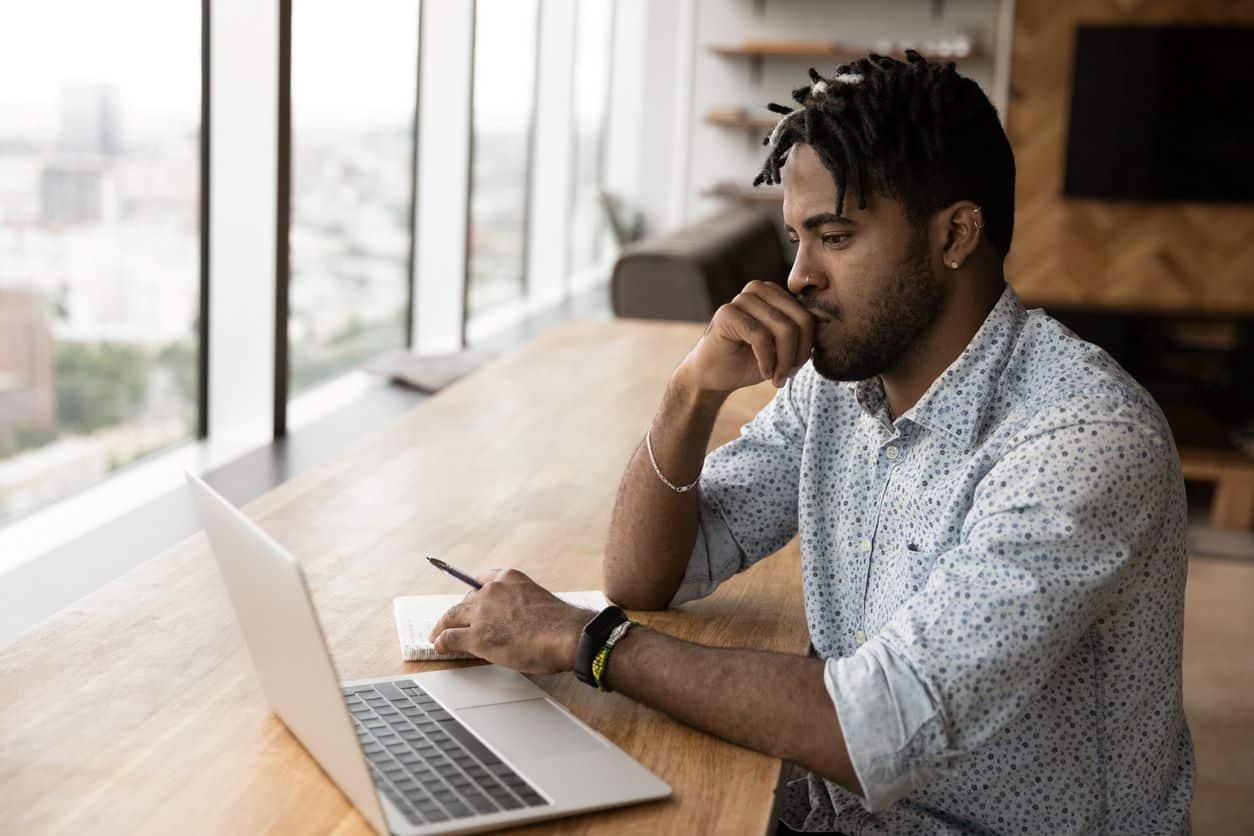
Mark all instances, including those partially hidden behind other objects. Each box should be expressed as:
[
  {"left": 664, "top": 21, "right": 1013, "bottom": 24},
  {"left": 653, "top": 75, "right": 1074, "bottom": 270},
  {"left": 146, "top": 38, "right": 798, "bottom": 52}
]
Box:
[{"left": 185, "top": 472, "right": 389, "bottom": 834}]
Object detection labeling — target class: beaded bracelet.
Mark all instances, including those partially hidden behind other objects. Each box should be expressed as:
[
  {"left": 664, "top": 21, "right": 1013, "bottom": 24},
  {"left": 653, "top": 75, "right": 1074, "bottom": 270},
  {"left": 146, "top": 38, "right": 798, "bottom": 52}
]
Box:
[{"left": 591, "top": 619, "right": 639, "bottom": 692}]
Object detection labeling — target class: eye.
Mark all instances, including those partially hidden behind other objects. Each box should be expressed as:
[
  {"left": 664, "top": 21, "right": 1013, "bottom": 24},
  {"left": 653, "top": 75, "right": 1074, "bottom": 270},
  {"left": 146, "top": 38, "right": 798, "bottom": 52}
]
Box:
[{"left": 822, "top": 234, "right": 849, "bottom": 247}]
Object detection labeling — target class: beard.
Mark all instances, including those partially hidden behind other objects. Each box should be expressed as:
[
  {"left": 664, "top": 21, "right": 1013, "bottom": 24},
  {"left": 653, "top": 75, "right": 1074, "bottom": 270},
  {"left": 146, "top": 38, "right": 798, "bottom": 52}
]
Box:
[{"left": 807, "top": 231, "right": 944, "bottom": 382}]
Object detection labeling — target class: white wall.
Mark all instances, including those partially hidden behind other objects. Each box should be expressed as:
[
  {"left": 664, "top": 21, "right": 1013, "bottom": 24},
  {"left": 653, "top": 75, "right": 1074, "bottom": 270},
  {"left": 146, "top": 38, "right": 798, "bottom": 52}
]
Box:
[{"left": 602, "top": 0, "right": 697, "bottom": 240}]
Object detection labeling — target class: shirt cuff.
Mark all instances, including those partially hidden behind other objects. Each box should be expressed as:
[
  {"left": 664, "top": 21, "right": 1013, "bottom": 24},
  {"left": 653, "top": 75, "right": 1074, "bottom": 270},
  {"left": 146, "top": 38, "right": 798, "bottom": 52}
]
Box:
[
  {"left": 822, "top": 635, "right": 962, "bottom": 812},
  {"left": 667, "top": 491, "right": 745, "bottom": 607}
]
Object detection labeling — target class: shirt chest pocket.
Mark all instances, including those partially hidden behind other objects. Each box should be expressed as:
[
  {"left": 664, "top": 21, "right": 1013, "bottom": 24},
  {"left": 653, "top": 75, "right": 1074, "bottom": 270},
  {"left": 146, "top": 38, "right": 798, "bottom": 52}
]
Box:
[
  {"left": 864, "top": 544, "right": 944, "bottom": 634},
  {"left": 897, "top": 543, "right": 942, "bottom": 594}
]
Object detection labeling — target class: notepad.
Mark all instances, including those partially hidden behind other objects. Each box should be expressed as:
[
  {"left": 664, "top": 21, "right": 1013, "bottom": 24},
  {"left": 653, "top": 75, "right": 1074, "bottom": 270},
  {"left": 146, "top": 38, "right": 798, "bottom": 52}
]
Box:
[{"left": 393, "top": 590, "right": 611, "bottom": 662}]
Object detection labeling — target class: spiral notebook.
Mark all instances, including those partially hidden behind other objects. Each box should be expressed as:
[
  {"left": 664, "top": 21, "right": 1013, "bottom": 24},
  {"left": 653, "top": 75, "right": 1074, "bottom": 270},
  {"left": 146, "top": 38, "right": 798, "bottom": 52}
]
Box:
[{"left": 393, "top": 589, "right": 611, "bottom": 661}]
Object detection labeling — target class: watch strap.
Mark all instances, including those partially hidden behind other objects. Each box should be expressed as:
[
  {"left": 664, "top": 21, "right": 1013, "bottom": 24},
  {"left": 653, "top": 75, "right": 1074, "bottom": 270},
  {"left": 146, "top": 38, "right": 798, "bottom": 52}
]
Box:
[
  {"left": 592, "top": 619, "right": 638, "bottom": 692},
  {"left": 574, "top": 605, "right": 628, "bottom": 686}
]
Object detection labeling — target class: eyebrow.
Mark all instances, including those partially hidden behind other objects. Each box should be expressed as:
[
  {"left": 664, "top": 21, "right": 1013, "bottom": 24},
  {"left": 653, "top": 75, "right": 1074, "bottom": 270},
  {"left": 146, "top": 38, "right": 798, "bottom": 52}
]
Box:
[{"left": 783, "top": 212, "right": 857, "bottom": 232}]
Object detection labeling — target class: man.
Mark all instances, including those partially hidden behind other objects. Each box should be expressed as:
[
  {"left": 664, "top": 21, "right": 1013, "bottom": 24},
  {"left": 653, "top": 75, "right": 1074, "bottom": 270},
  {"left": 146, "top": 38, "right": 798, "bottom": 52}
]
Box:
[{"left": 430, "top": 52, "right": 1194, "bottom": 833}]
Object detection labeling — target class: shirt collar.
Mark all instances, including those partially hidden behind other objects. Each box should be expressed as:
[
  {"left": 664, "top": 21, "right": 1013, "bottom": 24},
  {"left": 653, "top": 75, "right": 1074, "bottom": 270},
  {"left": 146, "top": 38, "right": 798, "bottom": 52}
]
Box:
[{"left": 847, "top": 283, "right": 1025, "bottom": 451}]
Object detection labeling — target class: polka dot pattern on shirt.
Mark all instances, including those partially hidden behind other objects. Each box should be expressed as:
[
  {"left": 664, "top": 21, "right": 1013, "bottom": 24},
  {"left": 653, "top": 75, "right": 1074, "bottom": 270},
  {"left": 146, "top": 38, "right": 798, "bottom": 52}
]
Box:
[{"left": 671, "top": 283, "right": 1194, "bottom": 834}]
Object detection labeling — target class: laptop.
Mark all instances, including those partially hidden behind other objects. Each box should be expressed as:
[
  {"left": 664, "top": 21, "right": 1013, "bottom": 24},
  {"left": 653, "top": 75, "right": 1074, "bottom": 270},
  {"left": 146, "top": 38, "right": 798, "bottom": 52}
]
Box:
[{"left": 185, "top": 472, "right": 671, "bottom": 834}]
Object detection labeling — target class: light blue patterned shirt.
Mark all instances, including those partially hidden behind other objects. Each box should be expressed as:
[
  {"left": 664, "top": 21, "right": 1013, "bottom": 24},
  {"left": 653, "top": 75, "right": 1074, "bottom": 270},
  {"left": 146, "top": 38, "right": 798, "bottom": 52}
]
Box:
[{"left": 670, "top": 283, "right": 1194, "bottom": 834}]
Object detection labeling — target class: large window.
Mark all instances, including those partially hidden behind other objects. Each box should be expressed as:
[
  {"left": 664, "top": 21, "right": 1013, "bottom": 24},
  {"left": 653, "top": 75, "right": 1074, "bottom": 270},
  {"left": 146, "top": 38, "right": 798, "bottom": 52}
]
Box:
[
  {"left": 569, "top": 0, "right": 614, "bottom": 275},
  {"left": 0, "top": 1, "right": 201, "bottom": 525},
  {"left": 465, "top": 0, "right": 541, "bottom": 325},
  {"left": 288, "top": 1, "right": 418, "bottom": 395}
]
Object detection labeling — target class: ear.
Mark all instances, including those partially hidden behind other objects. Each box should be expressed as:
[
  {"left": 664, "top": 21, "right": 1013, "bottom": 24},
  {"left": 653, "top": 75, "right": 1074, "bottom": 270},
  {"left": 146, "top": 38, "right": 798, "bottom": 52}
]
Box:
[{"left": 940, "top": 201, "right": 982, "bottom": 270}]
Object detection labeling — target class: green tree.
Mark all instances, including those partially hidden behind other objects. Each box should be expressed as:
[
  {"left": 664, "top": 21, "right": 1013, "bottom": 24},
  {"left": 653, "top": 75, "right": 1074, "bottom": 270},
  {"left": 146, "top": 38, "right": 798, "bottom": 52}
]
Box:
[
  {"left": 157, "top": 340, "right": 198, "bottom": 408},
  {"left": 55, "top": 342, "right": 150, "bottom": 433}
]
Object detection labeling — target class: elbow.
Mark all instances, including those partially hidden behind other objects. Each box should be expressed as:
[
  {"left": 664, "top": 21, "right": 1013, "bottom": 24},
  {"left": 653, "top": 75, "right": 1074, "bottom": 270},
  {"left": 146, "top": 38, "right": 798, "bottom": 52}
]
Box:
[
  {"left": 601, "top": 576, "right": 676, "bottom": 611},
  {"left": 802, "top": 746, "right": 861, "bottom": 799},
  {"left": 601, "top": 559, "right": 677, "bottom": 611},
  {"left": 790, "top": 663, "right": 862, "bottom": 798}
]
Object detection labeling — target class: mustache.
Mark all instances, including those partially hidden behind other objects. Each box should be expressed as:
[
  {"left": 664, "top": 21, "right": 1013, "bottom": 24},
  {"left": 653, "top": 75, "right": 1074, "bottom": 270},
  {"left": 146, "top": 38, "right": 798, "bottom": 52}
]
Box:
[{"left": 794, "top": 294, "right": 838, "bottom": 319}]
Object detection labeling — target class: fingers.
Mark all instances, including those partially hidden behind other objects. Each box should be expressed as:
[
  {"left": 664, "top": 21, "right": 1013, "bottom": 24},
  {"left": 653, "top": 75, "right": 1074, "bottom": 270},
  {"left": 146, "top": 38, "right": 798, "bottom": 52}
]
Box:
[
  {"left": 745, "top": 281, "right": 816, "bottom": 371},
  {"left": 428, "top": 600, "right": 472, "bottom": 642},
  {"left": 432, "top": 627, "right": 474, "bottom": 655},
  {"left": 718, "top": 304, "right": 777, "bottom": 382},
  {"left": 731, "top": 294, "right": 803, "bottom": 387},
  {"left": 426, "top": 568, "right": 533, "bottom": 642},
  {"left": 726, "top": 281, "right": 815, "bottom": 386}
]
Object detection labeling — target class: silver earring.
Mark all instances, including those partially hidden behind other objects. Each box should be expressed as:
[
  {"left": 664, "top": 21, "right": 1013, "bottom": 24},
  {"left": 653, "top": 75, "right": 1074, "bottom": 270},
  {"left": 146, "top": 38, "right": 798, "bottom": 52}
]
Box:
[{"left": 972, "top": 206, "right": 984, "bottom": 229}]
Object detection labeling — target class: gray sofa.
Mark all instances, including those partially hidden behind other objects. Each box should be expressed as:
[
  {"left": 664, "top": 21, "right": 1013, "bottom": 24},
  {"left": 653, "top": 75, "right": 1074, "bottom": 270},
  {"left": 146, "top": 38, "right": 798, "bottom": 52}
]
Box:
[{"left": 610, "top": 205, "right": 791, "bottom": 322}]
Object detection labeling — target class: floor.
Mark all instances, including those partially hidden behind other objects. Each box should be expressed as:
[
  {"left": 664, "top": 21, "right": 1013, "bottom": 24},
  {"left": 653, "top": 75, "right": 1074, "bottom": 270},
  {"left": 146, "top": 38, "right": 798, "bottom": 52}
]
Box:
[{"left": 1183, "top": 554, "right": 1254, "bottom": 833}]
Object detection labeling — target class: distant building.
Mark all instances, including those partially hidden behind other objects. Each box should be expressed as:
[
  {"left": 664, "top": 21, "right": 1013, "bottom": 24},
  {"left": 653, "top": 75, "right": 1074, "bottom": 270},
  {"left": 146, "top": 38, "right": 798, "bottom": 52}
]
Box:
[
  {"left": 39, "top": 161, "right": 107, "bottom": 225},
  {"left": 0, "top": 289, "right": 56, "bottom": 449},
  {"left": 59, "top": 83, "right": 122, "bottom": 156}
]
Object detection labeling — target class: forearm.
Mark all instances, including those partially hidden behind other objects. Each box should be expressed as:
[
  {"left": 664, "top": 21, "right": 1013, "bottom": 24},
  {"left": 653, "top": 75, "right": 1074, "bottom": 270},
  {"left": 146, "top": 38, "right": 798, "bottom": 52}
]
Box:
[
  {"left": 602, "top": 625, "right": 858, "bottom": 792},
  {"left": 602, "top": 374, "right": 727, "bottom": 610}
]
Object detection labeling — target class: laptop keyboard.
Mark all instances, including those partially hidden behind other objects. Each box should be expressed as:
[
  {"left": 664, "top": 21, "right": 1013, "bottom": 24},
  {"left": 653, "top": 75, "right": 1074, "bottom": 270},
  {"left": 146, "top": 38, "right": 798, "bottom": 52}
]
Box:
[{"left": 342, "top": 680, "right": 549, "bottom": 826}]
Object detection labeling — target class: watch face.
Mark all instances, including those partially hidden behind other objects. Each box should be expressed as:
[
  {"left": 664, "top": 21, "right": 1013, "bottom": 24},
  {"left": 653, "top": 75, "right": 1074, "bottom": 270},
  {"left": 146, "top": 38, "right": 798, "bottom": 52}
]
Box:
[{"left": 585, "top": 606, "right": 626, "bottom": 640}]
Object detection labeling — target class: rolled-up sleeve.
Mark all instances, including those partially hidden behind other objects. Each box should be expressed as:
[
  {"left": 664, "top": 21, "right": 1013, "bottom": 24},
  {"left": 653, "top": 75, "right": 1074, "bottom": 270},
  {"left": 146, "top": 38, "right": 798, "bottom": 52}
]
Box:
[
  {"left": 820, "top": 418, "right": 1175, "bottom": 810},
  {"left": 668, "top": 366, "right": 813, "bottom": 607}
]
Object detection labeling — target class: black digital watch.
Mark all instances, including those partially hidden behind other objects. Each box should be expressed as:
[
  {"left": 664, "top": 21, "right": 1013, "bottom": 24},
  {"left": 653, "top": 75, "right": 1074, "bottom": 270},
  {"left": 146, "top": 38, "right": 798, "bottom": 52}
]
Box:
[{"left": 573, "top": 605, "right": 629, "bottom": 687}]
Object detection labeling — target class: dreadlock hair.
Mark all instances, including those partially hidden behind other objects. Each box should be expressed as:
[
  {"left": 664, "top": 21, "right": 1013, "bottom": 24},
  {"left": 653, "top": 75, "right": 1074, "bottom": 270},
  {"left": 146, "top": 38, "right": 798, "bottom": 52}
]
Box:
[{"left": 754, "top": 50, "right": 1015, "bottom": 259}]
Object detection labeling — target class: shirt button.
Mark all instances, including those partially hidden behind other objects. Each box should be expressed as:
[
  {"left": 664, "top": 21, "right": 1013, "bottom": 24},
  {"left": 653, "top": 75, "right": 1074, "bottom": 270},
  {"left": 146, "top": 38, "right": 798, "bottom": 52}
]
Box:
[
  {"left": 859, "top": 538, "right": 872, "bottom": 553},
  {"left": 885, "top": 444, "right": 900, "bottom": 460},
  {"left": 855, "top": 630, "right": 867, "bottom": 644}
]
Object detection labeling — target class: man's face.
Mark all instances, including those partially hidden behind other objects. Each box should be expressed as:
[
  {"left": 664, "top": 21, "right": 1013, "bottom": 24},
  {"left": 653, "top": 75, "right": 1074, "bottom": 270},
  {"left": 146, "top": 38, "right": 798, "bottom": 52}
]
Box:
[{"left": 781, "top": 143, "right": 944, "bottom": 382}]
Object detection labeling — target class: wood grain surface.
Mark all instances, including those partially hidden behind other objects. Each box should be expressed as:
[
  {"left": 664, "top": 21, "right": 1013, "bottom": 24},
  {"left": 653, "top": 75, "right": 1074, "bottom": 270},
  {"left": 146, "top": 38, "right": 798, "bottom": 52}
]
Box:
[
  {"left": 0, "top": 320, "right": 809, "bottom": 835},
  {"left": 1004, "top": 0, "right": 1254, "bottom": 314}
]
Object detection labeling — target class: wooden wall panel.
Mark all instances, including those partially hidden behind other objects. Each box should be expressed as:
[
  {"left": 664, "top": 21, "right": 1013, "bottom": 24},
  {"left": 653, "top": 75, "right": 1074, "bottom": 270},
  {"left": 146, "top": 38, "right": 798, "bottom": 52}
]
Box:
[{"left": 1005, "top": 0, "right": 1254, "bottom": 314}]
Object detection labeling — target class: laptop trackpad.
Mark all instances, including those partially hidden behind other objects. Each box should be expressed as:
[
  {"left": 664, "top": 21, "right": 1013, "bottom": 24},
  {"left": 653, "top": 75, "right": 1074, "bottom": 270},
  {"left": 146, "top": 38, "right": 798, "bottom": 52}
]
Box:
[{"left": 457, "top": 699, "right": 609, "bottom": 760}]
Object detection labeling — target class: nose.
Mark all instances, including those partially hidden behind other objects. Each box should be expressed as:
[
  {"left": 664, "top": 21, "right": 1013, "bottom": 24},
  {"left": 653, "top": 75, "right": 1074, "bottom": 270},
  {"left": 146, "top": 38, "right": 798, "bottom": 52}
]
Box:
[{"left": 786, "top": 251, "right": 827, "bottom": 296}]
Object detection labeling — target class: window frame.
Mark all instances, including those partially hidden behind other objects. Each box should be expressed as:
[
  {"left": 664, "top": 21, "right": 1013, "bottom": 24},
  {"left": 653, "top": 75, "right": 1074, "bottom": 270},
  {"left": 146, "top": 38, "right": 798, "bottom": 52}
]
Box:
[
  {"left": 0, "top": 0, "right": 216, "bottom": 561},
  {"left": 566, "top": 0, "right": 618, "bottom": 291},
  {"left": 461, "top": 0, "right": 545, "bottom": 345},
  {"left": 274, "top": 0, "right": 424, "bottom": 436},
  {"left": 198, "top": 0, "right": 212, "bottom": 440}
]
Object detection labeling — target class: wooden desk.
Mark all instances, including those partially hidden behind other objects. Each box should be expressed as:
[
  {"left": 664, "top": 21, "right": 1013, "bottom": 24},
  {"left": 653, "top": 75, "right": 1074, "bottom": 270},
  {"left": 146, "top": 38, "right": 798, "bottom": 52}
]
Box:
[{"left": 0, "top": 320, "right": 809, "bottom": 835}]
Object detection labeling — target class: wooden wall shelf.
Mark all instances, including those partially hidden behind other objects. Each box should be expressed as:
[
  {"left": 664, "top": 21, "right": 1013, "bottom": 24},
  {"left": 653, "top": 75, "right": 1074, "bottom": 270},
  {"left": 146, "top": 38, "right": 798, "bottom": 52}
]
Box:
[
  {"left": 706, "top": 40, "right": 979, "bottom": 62},
  {"left": 705, "top": 108, "right": 777, "bottom": 131},
  {"left": 703, "top": 182, "right": 783, "bottom": 203}
]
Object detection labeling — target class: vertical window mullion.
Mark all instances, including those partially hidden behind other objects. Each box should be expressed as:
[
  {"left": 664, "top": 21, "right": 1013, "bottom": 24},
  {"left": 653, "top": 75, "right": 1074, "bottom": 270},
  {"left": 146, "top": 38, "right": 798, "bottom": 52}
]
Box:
[
  {"left": 405, "top": 3, "right": 425, "bottom": 349},
  {"left": 459, "top": 0, "right": 478, "bottom": 349},
  {"left": 524, "top": 0, "right": 577, "bottom": 313},
  {"left": 198, "top": 0, "right": 212, "bottom": 439},
  {"left": 592, "top": 1, "right": 617, "bottom": 266},
  {"left": 273, "top": 0, "right": 292, "bottom": 439},
  {"left": 412, "top": 0, "right": 474, "bottom": 355},
  {"left": 207, "top": 0, "right": 280, "bottom": 454},
  {"left": 518, "top": 3, "right": 543, "bottom": 302}
]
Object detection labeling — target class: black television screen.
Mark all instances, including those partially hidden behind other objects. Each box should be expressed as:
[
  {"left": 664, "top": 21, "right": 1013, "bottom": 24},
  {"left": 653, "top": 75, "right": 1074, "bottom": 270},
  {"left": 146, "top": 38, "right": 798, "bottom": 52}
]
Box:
[{"left": 1063, "top": 25, "right": 1254, "bottom": 203}]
